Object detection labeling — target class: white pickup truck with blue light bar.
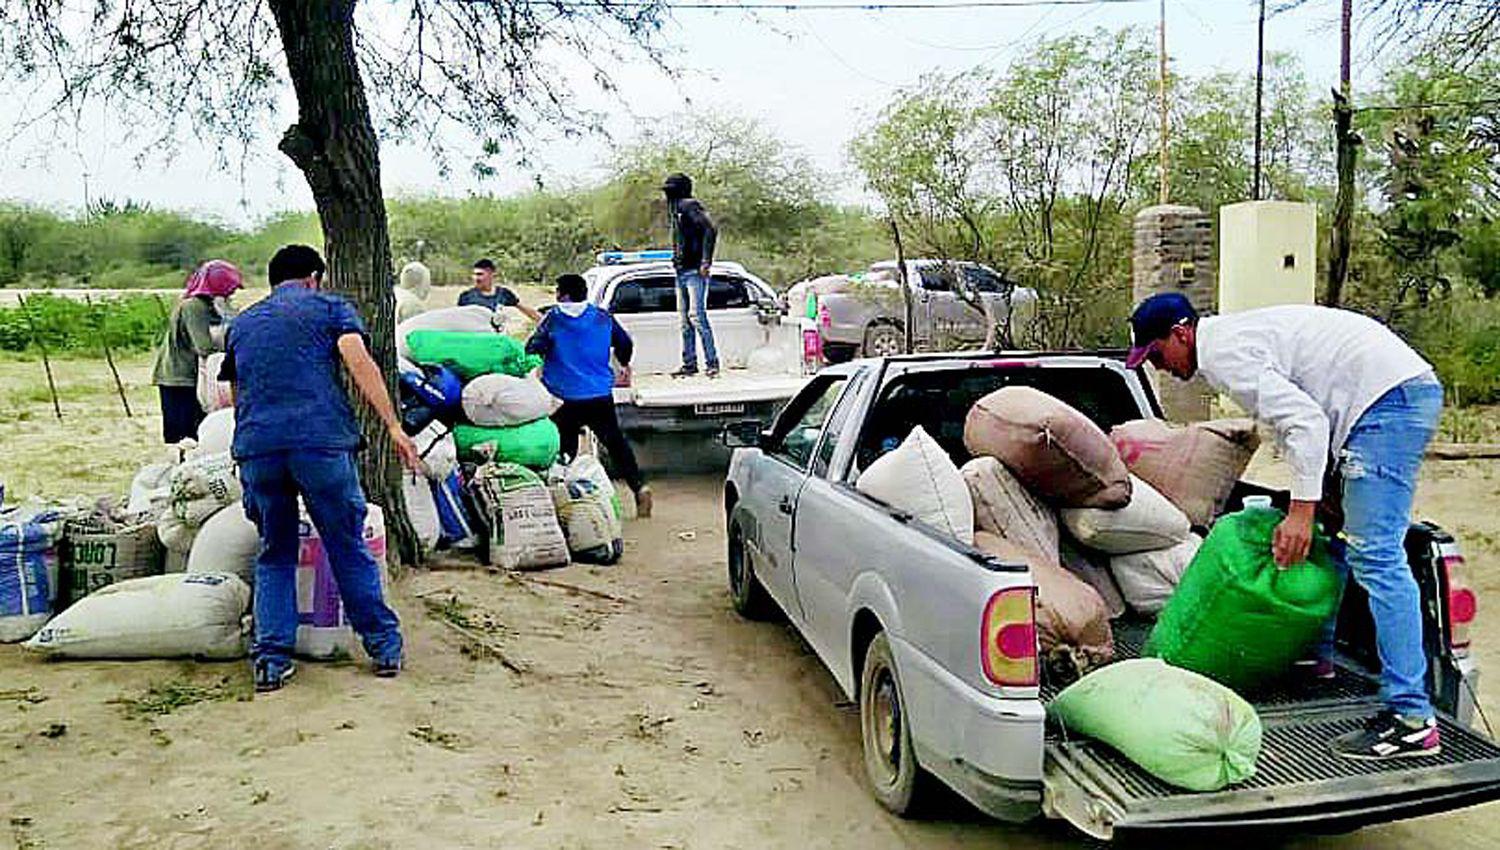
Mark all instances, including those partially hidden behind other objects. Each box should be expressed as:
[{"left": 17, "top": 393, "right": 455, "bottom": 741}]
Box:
[
  {"left": 720, "top": 351, "right": 1500, "bottom": 840},
  {"left": 580, "top": 250, "right": 810, "bottom": 470}
]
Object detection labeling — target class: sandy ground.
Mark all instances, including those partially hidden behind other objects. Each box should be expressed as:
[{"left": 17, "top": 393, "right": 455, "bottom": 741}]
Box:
[{"left": 5, "top": 356, "right": 1500, "bottom": 848}]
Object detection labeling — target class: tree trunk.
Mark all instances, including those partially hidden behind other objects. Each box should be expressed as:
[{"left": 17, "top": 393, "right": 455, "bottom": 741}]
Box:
[
  {"left": 268, "top": 0, "right": 419, "bottom": 565},
  {"left": 1328, "top": 90, "right": 1358, "bottom": 309}
]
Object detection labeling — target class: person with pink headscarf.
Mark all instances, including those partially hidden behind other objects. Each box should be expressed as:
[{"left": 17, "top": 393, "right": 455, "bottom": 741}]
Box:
[{"left": 151, "top": 259, "right": 243, "bottom": 443}]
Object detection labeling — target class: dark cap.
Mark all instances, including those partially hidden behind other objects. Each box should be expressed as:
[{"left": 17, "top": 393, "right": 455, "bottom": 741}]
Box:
[
  {"left": 1125, "top": 292, "right": 1198, "bottom": 369},
  {"left": 661, "top": 172, "right": 693, "bottom": 198}
]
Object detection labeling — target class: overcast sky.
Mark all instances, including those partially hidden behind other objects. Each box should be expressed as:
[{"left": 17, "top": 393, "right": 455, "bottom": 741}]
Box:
[{"left": 0, "top": 0, "right": 1385, "bottom": 227}]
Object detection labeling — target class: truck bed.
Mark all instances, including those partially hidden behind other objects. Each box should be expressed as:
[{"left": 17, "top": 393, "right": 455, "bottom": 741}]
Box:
[{"left": 1043, "top": 621, "right": 1500, "bottom": 837}]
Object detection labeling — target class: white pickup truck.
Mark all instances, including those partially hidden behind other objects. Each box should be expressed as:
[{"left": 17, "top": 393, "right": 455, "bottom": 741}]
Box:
[
  {"left": 722, "top": 351, "right": 1500, "bottom": 840},
  {"left": 580, "top": 251, "right": 809, "bottom": 469}
]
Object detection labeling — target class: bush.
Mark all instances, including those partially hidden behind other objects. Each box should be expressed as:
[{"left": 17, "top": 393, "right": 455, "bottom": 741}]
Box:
[
  {"left": 0, "top": 294, "right": 170, "bottom": 353},
  {"left": 1406, "top": 295, "right": 1500, "bottom": 406}
]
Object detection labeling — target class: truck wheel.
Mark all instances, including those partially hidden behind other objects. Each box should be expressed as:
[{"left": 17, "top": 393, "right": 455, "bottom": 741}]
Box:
[
  {"left": 860, "top": 632, "right": 939, "bottom": 816},
  {"left": 862, "top": 324, "right": 905, "bottom": 358},
  {"left": 727, "top": 518, "right": 777, "bottom": 620}
]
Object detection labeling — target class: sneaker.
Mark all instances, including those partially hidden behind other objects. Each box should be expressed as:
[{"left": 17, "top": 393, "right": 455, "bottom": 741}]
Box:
[
  {"left": 635, "top": 485, "right": 653, "bottom": 519},
  {"left": 671, "top": 366, "right": 698, "bottom": 379},
  {"left": 254, "top": 658, "right": 297, "bottom": 693},
  {"left": 374, "top": 655, "right": 403, "bottom": 678},
  {"left": 1331, "top": 710, "right": 1441, "bottom": 760},
  {"left": 705, "top": 366, "right": 720, "bottom": 378}
]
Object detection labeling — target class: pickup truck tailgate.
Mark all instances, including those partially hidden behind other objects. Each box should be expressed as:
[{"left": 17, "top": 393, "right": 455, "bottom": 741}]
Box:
[{"left": 1044, "top": 623, "right": 1500, "bottom": 838}]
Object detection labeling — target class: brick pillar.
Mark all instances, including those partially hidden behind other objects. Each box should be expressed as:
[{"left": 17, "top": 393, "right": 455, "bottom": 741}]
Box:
[{"left": 1133, "top": 205, "right": 1216, "bottom": 422}]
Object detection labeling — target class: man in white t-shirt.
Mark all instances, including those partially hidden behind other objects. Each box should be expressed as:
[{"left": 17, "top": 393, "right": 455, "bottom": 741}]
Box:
[{"left": 1127, "top": 292, "right": 1444, "bottom": 760}]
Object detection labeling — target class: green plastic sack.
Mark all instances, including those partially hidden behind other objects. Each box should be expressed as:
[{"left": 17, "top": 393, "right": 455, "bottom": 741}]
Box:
[
  {"left": 1144, "top": 508, "right": 1341, "bottom": 692},
  {"left": 1049, "top": 658, "right": 1262, "bottom": 792},
  {"left": 405, "top": 330, "right": 541, "bottom": 380},
  {"left": 454, "top": 419, "right": 560, "bottom": 468}
]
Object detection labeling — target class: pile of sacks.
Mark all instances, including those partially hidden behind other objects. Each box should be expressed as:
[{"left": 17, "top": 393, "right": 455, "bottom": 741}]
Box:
[
  {"left": 468, "top": 455, "right": 625, "bottom": 571},
  {"left": 855, "top": 386, "right": 1260, "bottom": 682}
]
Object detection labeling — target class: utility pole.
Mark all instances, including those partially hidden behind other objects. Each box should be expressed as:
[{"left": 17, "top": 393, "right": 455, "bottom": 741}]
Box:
[
  {"left": 1253, "top": 0, "right": 1266, "bottom": 200},
  {"left": 1157, "top": 0, "right": 1170, "bottom": 205},
  {"left": 1328, "top": 0, "right": 1357, "bottom": 308}
]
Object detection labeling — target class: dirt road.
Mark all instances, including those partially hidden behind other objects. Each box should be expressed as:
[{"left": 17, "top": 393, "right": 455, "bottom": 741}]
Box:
[{"left": 4, "top": 469, "right": 1500, "bottom": 849}]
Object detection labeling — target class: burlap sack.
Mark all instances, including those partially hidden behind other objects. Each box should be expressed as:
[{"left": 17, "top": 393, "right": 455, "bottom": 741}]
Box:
[
  {"left": 1109, "top": 419, "right": 1260, "bottom": 526},
  {"left": 964, "top": 387, "right": 1131, "bottom": 509},
  {"left": 960, "top": 456, "right": 1057, "bottom": 563},
  {"left": 974, "top": 531, "right": 1113, "bottom": 676}
]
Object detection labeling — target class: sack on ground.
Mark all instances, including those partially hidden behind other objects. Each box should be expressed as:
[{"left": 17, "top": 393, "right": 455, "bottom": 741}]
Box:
[
  {"left": 1111, "top": 534, "right": 1202, "bottom": 616},
  {"left": 62, "top": 513, "right": 163, "bottom": 607},
  {"left": 156, "top": 513, "right": 198, "bottom": 554},
  {"left": 127, "top": 462, "right": 176, "bottom": 516},
  {"left": 169, "top": 452, "right": 242, "bottom": 527},
  {"left": 1110, "top": 419, "right": 1260, "bottom": 526},
  {"left": 1059, "top": 537, "right": 1127, "bottom": 619},
  {"left": 415, "top": 422, "right": 458, "bottom": 482},
  {"left": 961, "top": 456, "right": 1057, "bottom": 563},
  {"left": 1145, "top": 508, "right": 1342, "bottom": 691},
  {"left": 462, "top": 374, "right": 561, "bottom": 428},
  {"left": 963, "top": 386, "right": 1131, "bottom": 509},
  {"left": 857, "top": 426, "right": 974, "bottom": 545},
  {"left": 454, "top": 419, "right": 560, "bottom": 469},
  {"left": 1060, "top": 475, "right": 1191, "bottom": 555},
  {"left": 471, "top": 463, "right": 569, "bottom": 570},
  {"left": 192, "top": 408, "right": 236, "bottom": 458},
  {"left": 186, "top": 503, "right": 260, "bottom": 586},
  {"left": 974, "top": 531, "right": 1112, "bottom": 674},
  {"left": 197, "top": 353, "right": 233, "bottom": 413},
  {"left": 405, "top": 329, "right": 541, "bottom": 380},
  {"left": 550, "top": 455, "right": 623, "bottom": 565},
  {"left": 432, "top": 471, "right": 479, "bottom": 549},
  {"left": 296, "top": 504, "right": 387, "bottom": 660},
  {"left": 1048, "top": 658, "right": 1261, "bottom": 792},
  {"left": 23, "top": 572, "right": 250, "bottom": 659},
  {"left": 396, "top": 306, "right": 503, "bottom": 360},
  {"left": 1, "top": 508, "right": 64, "bottom": 642},
  {"left": 403, "top": 472, "right": 441, "bottom": 555}
]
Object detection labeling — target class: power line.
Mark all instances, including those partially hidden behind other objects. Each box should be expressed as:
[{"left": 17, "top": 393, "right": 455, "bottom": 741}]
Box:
[{"left": 528, "top": 0, "right": 1157, "bottom": 10}]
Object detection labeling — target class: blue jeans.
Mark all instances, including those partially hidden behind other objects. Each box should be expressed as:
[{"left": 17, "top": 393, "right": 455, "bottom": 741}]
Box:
[
  {"left": 676, "top": 269, "right": 718, "bottom": 371},
  {"left": 239, "top": 450, "right": 402, "bottom": 666},
  {"left": 1318, "top": 376, "right": 1443, "bottom": 719}
]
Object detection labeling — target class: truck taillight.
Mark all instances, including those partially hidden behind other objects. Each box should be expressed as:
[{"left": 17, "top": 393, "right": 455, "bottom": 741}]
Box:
[
  {"left": 1441, "top": 554, "right": 1477, "bottom": 652},
  {"left": 982, "top": 587, "right": 1038, "bottom": 687},
  {"left": 818, "top": 302, "right": 831, "bottom": 330}
]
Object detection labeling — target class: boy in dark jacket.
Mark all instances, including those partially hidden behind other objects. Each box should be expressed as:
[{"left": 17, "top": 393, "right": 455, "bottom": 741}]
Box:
[{"left": 526, "top": 274, "right": 652, "bottom": 518}]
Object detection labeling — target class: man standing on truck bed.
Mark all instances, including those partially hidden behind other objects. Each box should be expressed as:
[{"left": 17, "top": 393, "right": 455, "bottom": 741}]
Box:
[
  {"left": 662, "top": 173, "right": 720, "bottom": 378},
  {"left": 1127, "top": 292, "right": 1444, "bottom": 760},
  {"left": 221, "top": 244, "right": 422, "bottom": 693},
  {"left": 526, "top": 273, "right": 652, "bottom": 519}
]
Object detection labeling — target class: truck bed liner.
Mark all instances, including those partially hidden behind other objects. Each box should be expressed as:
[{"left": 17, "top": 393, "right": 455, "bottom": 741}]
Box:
[{"left": 1043, "top": 620, "right": 1500, "bottom": 835}]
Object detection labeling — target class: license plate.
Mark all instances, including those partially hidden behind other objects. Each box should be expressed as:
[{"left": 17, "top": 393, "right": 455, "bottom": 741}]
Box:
[{"left": 694, "top": 402, "right": 746, "bottom": 416}]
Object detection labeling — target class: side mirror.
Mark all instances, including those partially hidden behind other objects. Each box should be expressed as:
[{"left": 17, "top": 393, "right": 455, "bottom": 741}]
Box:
[{"left": 721, "top": 419, "right": 765, "bottom": 449}]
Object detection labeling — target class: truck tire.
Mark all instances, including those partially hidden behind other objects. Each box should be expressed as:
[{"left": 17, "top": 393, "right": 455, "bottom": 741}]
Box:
[
  {"left": 862, "top": 323, "right": 905, "bottom": 358},
  {"left": 727, "top": 517, "right": 778, "bottom": 620},
  {"left": 823, "top": 341, "right": 859, "bottom": 364},
  {"left": 860, "top": 631, "right": 940, "bottom": 816}
]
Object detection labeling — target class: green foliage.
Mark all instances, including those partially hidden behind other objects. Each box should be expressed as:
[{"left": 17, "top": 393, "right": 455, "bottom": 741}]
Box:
[
  {"left": 0, "top": 294, "right": 170, "bottom": 353},
  {"left": 0, "top": 202, "right": 235, "bottom": 288}
]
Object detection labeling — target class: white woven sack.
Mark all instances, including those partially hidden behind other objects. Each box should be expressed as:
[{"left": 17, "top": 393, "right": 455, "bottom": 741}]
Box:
[
  {"left": 1061, "top": 475, "right": 1191, "bottom": 555},
  {"left": 186, "top": 502, "right": 260, "bottom": 586},
  {"left": 415, "top": 422, "right": 458, "bottom": 482},
  {"left": 197, "top": 353, "right": 233, "bottom": 413},
  {"left": 23, "top": 572, "right": 250, "bottom": 659},
  {"left": 461, "top": 374, "right": 560, "bottom": 427},
  {"left": 193, "top": 408, "right": 236, "bottom": 458},
  {"left": 396, "top": 306, "right": 500, "bottom": 359},
  {"left": 127, "top": 462, "right": 175, "bottom": 516},
  {"left": 856, "top": 425, "right": 974, "bottom": 545},
  {"left": 403, "top": 472, "right": 441, "bottom": 555},
  {"left": 1111, "top": 534, "right": 1203, "bottom": 615},
  {"left": 169, "top": 453, "right": 241, "bottom": 528}
]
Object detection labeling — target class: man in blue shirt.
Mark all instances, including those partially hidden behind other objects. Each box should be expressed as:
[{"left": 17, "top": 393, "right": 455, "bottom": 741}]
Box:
[
  {"left": 526, "top": 273, "right": 652, "bottom": 519},
  {"left": 221, "top": 245, "right": 422, "bottom": 692},
  {"left": 459, "top": 258, "right": 542, "bottom": 322}
]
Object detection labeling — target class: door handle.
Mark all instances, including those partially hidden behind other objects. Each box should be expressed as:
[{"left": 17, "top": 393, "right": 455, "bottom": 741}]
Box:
[{"left": 778, "top": 496, "right": 794, "bottom": 516}]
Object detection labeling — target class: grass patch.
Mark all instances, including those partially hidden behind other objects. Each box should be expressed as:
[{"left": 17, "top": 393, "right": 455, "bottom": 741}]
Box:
[{"left": 108, "top": 676, "right": 243, "bottom": 719}]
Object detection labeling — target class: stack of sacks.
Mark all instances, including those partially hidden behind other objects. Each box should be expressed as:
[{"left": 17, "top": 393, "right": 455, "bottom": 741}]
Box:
[
  {"left": 402, "top": 328, "right": 561, "bottom": 470},
  {"left": 157, "top": 452, "right": 241, "bottom": 565},
  {"left": 963, "top": 387, "right": 1131, "bottom": 671},
  {"left": 0, "top": 503, "right": 67, "bottom": 642},
  {"left": 1098, "top": 419, "right": 1261, "bottom": 615},
  {"left": 469, "top": 462, "right": 569, "bottom": 571}
]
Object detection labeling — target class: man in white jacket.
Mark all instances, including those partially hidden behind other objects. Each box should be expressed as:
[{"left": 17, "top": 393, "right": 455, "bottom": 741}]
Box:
[{"left": 1126, "top": 292, "right": 1444, "bottom": 760}]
